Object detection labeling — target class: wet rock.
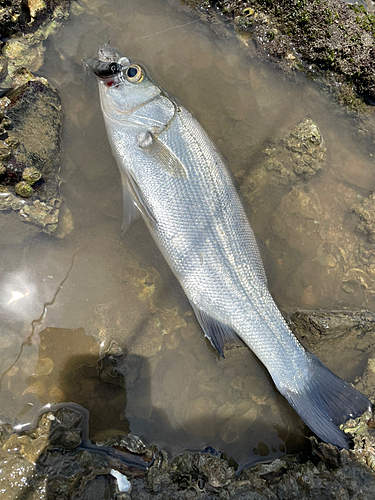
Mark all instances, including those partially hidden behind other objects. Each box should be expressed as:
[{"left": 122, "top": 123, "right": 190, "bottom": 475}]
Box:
[
  {"left": 147, "top": 450, "right": 173, "bottom": 494},
  {"left": 147, "top": 450, "right": 235, "bottom": 496},
  {"left": 0, "top": 78, "right": 73, "bottom": 237},
  {"left": 131, "top": 423, "right": 375, "bottom": 499},
  {"left": 355, "top": 357, "right": 375, "bottom": 416},
  {"left": 15, "top": 180, "right": 34, "bottom": 197},
  {"left": 20, "top": 199, "right": 60, "bottom": 233},
  {"left": 0, "top": 107, "right": 12, "bottom": 136},
  {"left": 97, "top": 433, "right": 150, "bottom": 458},
  {"left": 185, "top": 0, "right": 375, "bottom": 105},
  {"left": 264, "top": 118, "right": 325, "bottom": 181},
  {"left": 0, "top": 405, "right": 111, "bottom": 500},
  {"left": 288, "top": 309, "right": 375, "bottom": 347},
  {"left": 0, "top": 55, "right": 8, "bottom": 82},
  {"left": 194, "top": 454, "right": 235, "bottom": 489},
  {"left": 3, "top": 38, "right": 46, "bottom": 77},
  {"left": 22, "top": 166, "right": 42, "bottom": 185},
  {"left": 3, "top": 400, "right": 370, "bottom": 500},
  {"left": 0, "top": 402, "right": 157, "bottom": 499},
  {"left": 0, "top": 1, "right": 70, "bottom": 81}
]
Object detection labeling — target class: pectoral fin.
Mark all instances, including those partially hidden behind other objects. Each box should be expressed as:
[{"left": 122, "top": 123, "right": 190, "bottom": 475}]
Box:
[
  {"left": 137, "top": 131, "right": 187, "bottom": 178},
  {"left": 121, "top": 171, "right": 157, "bottom": 230},
  {"left": 190, "top": 302, "right": 244, "bottom": 358}
]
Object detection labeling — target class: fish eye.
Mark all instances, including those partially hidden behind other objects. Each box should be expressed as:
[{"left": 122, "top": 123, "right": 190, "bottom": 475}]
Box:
[{"left": 125, "top": 64, "right": 143, "bottom": 83}]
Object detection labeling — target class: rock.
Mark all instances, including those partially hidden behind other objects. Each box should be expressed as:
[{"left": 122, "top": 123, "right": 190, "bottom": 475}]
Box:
[
  {"left": 266, "top": 175, "right": 375, "bottom": 309},
  {"left": 288, "top": 309, "right": 375, "bottom": 347},
  {"left": 352, "top": 192, "right": 375, "bottom": 243},
  {"left": 15, "top": 180, "right": 34, "bottom": 197},
  {"left": 0, "top": 405, "right": 111, "bottom": 500},
  {"left": 2, "top": 398, "right": 372, "bottom": 500},
  {"left": 0, "top": 55, "right": 8, "bottom": 82},
  {"left": 185, "top": 0, "right": 375, "bottom": 105},
  {"left": 0, "top": 77, "right": 73, "bottom": 237},
  {"left": 22, "top": 166, "right": 42, "bottom": 185},
  {"left": 239, "top": 118, "right": 326, "bottom": 204},
  {"left": 0, "top": 0, "right": 70, "bottom": 39}
]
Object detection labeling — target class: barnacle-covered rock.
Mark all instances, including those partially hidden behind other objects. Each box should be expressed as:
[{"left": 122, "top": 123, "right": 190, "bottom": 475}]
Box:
[
  {"left": 0, "top": 404, "right": 113, "bottom": 500},
  {"left": 0, "top": 140, "right": 12, "bottom": 161},
  {"left": 146, "top": 450, "right": 173, "bottom": 494},
  {"left": 20, "top": 199, "right": 58, "bottom": 233},
  {"left": 265, "top": 118, "right": 325, "bottom": 182},
  {"left": 0, "top": 56, "right": 8, "bottom": 82},
  {"left": 239, "top": 118, "right": 326, "bottom": 201},
  {"left": 288, "top": 309, "right": 375, "bottom": 348},
  {"left": 15, "top": 180, "right": 34, "bottom": 197},
  {"left": 0, "top": 77, "right": 73, "bottom": 238},
  {"left": 22, "top": 166, "right": 42, "bottom": 185},
  {"left": 0, "top": 0, "right": 71, "bottom": 88},
  {"left": 0, "top": 110, "right": 11, "bottom": 136},
  {"left": 194, "top": 453, "right": 235, "bottom": 489}
]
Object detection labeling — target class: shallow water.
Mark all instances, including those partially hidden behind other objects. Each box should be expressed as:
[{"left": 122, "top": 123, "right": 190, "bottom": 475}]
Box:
[{"left": 1, "top": 0, "right": 375, "bottom": 470}]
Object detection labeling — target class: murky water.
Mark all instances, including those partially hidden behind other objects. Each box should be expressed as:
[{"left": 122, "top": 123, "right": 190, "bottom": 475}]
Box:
[{"left": 1, "top": 0, "right": 375, "bottom": 471}]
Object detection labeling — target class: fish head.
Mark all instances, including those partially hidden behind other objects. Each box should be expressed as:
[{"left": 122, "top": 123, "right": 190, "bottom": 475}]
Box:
[{"left": 85, "top": 45, "right": 161, "bottom": 122}]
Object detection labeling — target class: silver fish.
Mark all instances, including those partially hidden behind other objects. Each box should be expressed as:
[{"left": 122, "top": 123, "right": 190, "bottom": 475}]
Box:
[{"left": 86, "top": 46, "right": 371, "bottom": 448}]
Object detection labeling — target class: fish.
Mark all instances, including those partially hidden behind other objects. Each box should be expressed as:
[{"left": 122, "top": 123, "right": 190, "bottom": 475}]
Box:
[{"left": 86, "top": 45, "right": 371, "bottom": 449}]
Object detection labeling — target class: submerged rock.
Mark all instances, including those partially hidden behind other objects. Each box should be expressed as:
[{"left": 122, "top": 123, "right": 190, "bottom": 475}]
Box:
[
  {"left": 0, "top": 403, "right": 155, "bottom": 499},
  {"left": 264, "top": 173, "right": 375, "bottom": 309},
  {"left": 352, "top": 192, "right": 375, "bottom": 244},
  {"left": 238, "top": 118, "right": 326, "bottom": 203}
]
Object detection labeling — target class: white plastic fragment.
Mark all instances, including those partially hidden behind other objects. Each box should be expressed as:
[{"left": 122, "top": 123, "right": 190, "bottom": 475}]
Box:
[{"left": 110, "top": 469, "right": 132, "bottom": 492}]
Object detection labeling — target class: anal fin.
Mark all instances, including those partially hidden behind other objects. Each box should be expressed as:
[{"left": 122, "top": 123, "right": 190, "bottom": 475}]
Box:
[{"left": 190, "top": 302, "right": 243, "bottom": 358}]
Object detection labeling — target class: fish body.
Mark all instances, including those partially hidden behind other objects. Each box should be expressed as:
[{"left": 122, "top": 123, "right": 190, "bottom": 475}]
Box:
[{"left": 87, "top": 46, "right": 371, "bottom": 448}]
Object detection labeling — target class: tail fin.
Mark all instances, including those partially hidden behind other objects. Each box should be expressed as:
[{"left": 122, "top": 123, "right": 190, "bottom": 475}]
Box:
[{"left": 281, "top": 352, "right": 371, "bottom": 449}]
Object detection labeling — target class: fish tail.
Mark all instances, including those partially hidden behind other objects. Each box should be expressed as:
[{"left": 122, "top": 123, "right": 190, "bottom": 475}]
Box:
[{"left": 280, "top": 351, "right": 371, "bottom": 449}]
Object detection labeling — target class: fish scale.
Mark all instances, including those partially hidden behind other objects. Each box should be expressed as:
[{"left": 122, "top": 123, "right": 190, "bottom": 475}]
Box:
[{"left": 86, "top": 46, "right": 371, "bottom": 449}]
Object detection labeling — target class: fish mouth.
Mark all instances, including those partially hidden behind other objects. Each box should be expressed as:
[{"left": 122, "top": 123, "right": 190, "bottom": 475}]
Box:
[
  {"left": 85, "top": 45, "right": 131, "bottom": 80},
  {"left": 97, "top": 44, "right": 129, "bottom": 65}
]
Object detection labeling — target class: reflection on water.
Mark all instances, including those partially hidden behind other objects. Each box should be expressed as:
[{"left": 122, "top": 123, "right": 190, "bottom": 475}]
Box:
[{"left": 0, "top": 0, "right": 374, "bottom": 470}]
